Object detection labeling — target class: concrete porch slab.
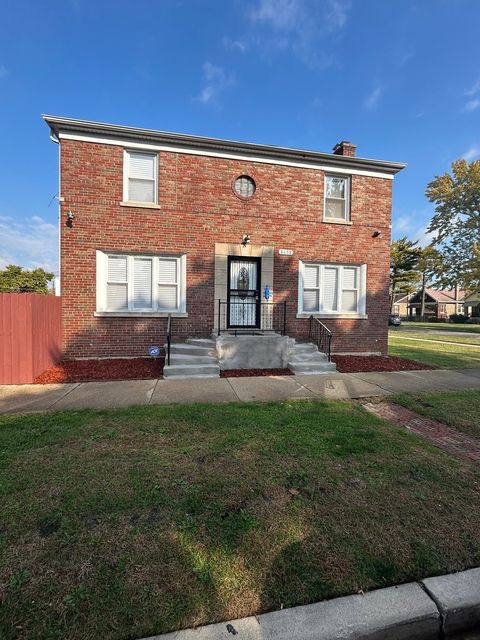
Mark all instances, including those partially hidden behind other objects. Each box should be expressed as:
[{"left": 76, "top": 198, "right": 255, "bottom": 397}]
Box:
[
  {"left": 150, "top": 377, "right": 238, "bottom": 404},
  {"left": 296, "top": 373, "right": 389, "bottom": 399},
  {"left": 227, "top": 375, "right": 316, "bottom": 402},
  {"left": 53, "top": 380, "right": 157, "bottom": 410},
  {"left": 0, "top": 383, "right": 79, "bottom": 413}
]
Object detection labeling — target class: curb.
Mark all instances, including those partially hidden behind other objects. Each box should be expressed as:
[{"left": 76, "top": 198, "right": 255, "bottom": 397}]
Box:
[{"left": 142, "top": 568, "right": 480, "bottom": 640}]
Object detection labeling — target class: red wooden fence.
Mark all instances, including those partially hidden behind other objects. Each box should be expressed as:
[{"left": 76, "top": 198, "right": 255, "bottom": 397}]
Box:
[{"left": 0, "top": 293, "right": 62, "bottom": 384}]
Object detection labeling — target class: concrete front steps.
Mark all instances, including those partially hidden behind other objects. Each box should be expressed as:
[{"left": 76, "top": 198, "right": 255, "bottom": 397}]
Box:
[
  {"left": 288, "top": 341, "right": 337, "bottom": 374},
  {"left": 163, "top": 338, "right": 220, "bottom": 379}
]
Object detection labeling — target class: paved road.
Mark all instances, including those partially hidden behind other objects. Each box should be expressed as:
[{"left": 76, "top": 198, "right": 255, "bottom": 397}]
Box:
[
  {"left": 394, "top": 326, "right": 480, "bottom": 338},
  {"left": 1, "top": 368, "right": 479, "bottom": 413}
]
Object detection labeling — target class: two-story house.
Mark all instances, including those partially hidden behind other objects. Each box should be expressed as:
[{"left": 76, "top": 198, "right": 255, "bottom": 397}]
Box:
[{"left": 44, "top": 115, "right": 405, "bottom": 377}]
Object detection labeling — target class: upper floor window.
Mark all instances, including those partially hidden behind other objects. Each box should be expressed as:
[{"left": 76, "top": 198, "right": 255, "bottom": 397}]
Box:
[
  {"left": 124, "top": 150, "right": 158, "bottom": 204},
  {"left": 324, "top": 175, "right": 350, "bottom": 222}
]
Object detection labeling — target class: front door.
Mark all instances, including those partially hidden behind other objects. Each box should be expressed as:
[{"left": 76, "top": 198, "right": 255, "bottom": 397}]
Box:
[{"left": 228, "top": 257, "right": 261, "bottom": 328}]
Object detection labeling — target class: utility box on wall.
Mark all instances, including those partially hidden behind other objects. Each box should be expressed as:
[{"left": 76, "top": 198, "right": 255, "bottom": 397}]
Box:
[{"left": 0, "top": 293, "right": 62, "bottom": 384}]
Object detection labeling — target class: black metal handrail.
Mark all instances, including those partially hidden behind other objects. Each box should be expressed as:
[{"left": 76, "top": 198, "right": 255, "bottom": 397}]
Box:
[
  {"left": 166, "top": 314, "right": 172, "bottom": 366},
  {"left": 217, "top": 299, "right": 287, "bottom": 335},
  {"left": 309, "top": 316, "right": 332, "bottom": 362}
]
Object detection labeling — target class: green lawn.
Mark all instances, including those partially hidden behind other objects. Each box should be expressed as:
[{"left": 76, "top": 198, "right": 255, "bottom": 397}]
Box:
[
  {"left": 389, "top": 333, "right": 480, "bottom": 368},
  {"left": 393, "top": 389, "right": 480, "bottom": 440},
  {"left": 2, "top": 402, "right": 480, "bottom": 639},
  {"left": 402, "top": 321, "right": 480, "bottom": 333}
]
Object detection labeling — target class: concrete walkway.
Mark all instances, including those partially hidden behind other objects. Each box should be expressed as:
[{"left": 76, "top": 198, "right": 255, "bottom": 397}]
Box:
[{"left": 1, "top": 368, "right": 480, "bottom": 414}]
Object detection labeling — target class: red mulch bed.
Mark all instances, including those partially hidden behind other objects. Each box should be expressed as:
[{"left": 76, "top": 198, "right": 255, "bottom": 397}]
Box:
[
  {"left": 34, "top": 358, "right": 165, "bottom": 384},
  {"left": 220, "top": 368, "right": 294, "bottom": 378},
  {"left": 331, "top": 355, "right": 434, "bottom": 373}
]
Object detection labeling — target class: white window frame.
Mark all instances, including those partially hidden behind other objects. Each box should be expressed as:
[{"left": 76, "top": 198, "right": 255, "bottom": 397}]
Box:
[
  {"left": 95, "top": 251, "right": 187, "bottom": 316},
  {"left": 123, "top": 149, "right": 158, "bottom": 205},
  {"left": 324, "top": 174, "right": 350, "bottom": 222},
  {"left": 297, "top": 261, "right": 367, "bottom": 318}
]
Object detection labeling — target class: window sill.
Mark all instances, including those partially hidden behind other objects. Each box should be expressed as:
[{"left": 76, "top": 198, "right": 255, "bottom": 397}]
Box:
[
  {"left": 296, "top": 313, "right": 368, "bottom": 319},
  {"left": 322, "top": 218, "right": 353, "bottom": 225},
  {"left": 120, "top": 201, "right": 161, "bottom": 209},
  {"left": 94, "top": 311, "right": 188, "bottom": 318}
]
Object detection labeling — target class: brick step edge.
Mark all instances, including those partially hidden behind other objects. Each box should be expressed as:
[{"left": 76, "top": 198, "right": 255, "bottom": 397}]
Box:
[{"left": 141, "top": 567, "right": 480, "bottom": 640}]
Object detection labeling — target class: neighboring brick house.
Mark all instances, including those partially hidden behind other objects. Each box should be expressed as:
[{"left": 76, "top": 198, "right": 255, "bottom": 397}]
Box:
[
  {"left": 392, "top": 292, "right": 411, "bottom": 317},
  {"left": 408, "top": 288, "right": 465, "bottom": 319},
  {"left": 44, "top": 115, "right": 405, "bottom": 371}
]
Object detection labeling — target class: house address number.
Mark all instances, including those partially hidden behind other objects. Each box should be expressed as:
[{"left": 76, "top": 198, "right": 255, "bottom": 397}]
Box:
[{"left": 278, "top": 249, "right": 294, "bottom": 256}]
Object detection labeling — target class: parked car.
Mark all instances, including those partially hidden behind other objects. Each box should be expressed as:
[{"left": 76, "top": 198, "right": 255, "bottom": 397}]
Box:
[{"left": 388, "top": 314, "right": 401, "bottom": 327}]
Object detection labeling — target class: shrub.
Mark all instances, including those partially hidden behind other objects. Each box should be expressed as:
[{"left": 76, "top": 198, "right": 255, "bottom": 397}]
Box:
[{"left": 450, "top": 314, "right": 468, "bottom": 323}]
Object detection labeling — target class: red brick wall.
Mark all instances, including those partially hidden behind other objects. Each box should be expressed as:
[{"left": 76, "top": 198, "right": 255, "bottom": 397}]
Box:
[{"left": 60, "top": 139, "right": 392, "bottom": 358}]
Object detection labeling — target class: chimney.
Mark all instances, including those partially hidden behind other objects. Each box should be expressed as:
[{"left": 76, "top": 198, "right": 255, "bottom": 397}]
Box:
[{"left": 332, "top": 141, "right": 357, "bottom": 157}]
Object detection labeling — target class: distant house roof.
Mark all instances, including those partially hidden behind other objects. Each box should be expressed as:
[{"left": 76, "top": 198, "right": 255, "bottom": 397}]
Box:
[
  {"left": 393, "top": 292, "right": 411, "bottom": 303},
  {"left": 410, "top": 288, "right": 465, "bottom": 304}
]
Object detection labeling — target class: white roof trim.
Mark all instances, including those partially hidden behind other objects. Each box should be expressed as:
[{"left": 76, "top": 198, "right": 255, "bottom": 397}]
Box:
[{"left": 58, "top": 132, "right": 395, "bottom": 180}]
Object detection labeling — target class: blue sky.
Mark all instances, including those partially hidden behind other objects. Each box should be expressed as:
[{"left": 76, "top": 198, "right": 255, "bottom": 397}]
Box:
[{"left": 0, "top": 0, "right": 479, "bottom": 275}]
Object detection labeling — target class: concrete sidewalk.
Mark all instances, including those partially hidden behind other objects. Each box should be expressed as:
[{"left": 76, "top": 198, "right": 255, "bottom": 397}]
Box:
[{"left": 1, "top": 368, "right": 479, "bottom": 414}]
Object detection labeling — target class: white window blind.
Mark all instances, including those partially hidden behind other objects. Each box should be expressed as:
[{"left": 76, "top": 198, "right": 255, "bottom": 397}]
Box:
[
  {"left": 323, "top": 267, "right": 338, "bottom": 311},
  {"left": 324, "top": 175, "right": 349, "bottom": 220},
  {"left": 158, "top": 258, "right": 178, "bottom": 311},
  {"left": 107, "top": 256, "right": 128, "bottom": 311},
  {"left": 125, "top": 151, "right": 157, "bottom": 203},
  {"left": 303, "top": 265, "right": 319, "bottom": 312},
  {"left": 300, "top": 262, "right": 364, "bottom": 314},
  {"left": 341, "top": 267, "right": 358, "bottom": 312},
  {"left": 133, "top": 258, "right": 153, "bottom": 309},
  {"left": 98, "top": 253, "right": 185, "bottom": 313}
]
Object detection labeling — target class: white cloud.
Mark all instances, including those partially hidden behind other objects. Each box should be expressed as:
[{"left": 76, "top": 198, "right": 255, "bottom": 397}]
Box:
[
  {"left": 392, "top": 215, "right": 413, "bottom": 234},
  {"left": 364, "top": 85, "right": 383, "bottom": 111},
  {"left": 463, "top": 98, "right": 480, "bottom": 113},
  {"left": 195, "top": 62, "right": 234, "bottom": 106},
  {"left": 466, "top": 79, "right": 480, "bottom": 96},
  {"left": 462, "top": 145, "right": 480, "bottom": 162},
  {"left": 248, "top": 0, "right": 351, "bottom": 68},
  {"left": 222, "top": 37, "right": 249, "bottom": 53},
  {"left": 0, "top": 65, "right": 8, "bottom": 79},
  {"left": 412, "top": 224, "right": 435, "bottom": 248},
  {"left": 0, "top": 214, "right": 58, "bottom": 274}
]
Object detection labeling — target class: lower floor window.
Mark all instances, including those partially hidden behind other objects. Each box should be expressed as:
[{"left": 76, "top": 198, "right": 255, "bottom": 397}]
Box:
[
  {"left": 299, "top": 261, "right": 366, "bottom": 315},
  {"left": 96, "top": 251, "right": 186, "bottom": 313}
]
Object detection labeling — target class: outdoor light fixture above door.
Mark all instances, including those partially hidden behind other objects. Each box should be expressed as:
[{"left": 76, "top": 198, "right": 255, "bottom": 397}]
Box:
[{"left": 241, "top": 234, "right": 251, "bottom": 247}]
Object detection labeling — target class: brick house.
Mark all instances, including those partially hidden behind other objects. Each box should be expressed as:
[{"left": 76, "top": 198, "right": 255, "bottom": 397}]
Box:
[
  {"left": 407, "top": 288, "right": 464, "bottom": 320},
  {"left": 44, "top": 115, "right": 405, "bottom": 376}
]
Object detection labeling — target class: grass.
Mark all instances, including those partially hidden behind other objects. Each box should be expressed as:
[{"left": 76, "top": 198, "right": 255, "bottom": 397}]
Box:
[
  {"left": 2, "top": 402, "right": 480, "bottom": 639},
  {"left": 393, "top": 389, "right": 480, "bottom": 440},
  {"left": 402, "top": 321, "right": 480, "bottom": 333},
  {"left": 389, "top": 333, "right": 480, "bottom": 368}
]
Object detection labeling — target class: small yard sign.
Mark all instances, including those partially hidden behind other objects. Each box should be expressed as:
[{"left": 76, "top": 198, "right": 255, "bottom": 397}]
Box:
[{"left": 148, "top": 345, "right": 161, "bottom": 357}]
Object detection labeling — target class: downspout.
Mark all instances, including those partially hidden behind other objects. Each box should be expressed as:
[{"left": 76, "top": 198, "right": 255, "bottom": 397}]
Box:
[{"left": 49, "top": 127, "right": 61, "bottom": 296}]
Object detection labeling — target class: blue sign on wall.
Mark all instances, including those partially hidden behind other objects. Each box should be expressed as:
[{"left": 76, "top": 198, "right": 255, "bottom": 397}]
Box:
[
  {"left": 263, "top": 285, "right": 271, "bottom": 301},
  {"left": 148, "top": 345, "right": 161, "bottom": 357}
]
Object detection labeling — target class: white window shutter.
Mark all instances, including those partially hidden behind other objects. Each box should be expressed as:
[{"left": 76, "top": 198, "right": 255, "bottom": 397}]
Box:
[
  {"left": 133, "top": 258, "right": 153, "bottom": 309},
  {"left": 323, "top": 267, "right": 338, "bottom": 311}
]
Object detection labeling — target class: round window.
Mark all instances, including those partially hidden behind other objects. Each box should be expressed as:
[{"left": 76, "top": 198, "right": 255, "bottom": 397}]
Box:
[{"left": 234, "top": 175, "right": 256, "bottom": 199}]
